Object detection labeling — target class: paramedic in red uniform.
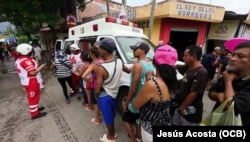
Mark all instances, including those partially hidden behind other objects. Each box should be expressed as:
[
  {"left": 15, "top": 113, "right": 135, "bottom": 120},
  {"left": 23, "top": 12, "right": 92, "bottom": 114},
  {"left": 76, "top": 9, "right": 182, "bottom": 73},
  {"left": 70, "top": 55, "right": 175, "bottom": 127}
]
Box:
[
  {"left": 70, "top": 44, "right": 82, "bottom": 96},
  {"left": 15, "top": 43, "right": 47, "bottom": 120}
]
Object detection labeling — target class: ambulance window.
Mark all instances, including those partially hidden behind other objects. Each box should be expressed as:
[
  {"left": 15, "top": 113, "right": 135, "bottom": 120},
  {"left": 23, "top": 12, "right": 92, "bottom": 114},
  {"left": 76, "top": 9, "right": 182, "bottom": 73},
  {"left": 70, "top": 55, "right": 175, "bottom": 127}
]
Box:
[
  {"left": 113, "top": 50, "right": 121, "bottom": 59},
  {"left": 79, "top": 41, "right": 91, "bottom": 52},
  {"left": 64, "top": 41, "right": 74, "bottom": 55},
  {"left": 116, "top": 37, "right": 154, "bottom": 63},
  {"left": 55, "top": 42, "right": 61, "bottom": 51},
  {"left": 79, "top": 38, "right": 97, "bottom": 52}
]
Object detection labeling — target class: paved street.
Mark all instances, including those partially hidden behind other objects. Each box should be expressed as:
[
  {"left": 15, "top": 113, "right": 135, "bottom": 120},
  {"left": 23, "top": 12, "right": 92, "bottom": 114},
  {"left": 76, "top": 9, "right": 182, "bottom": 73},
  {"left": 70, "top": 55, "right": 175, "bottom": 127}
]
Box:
[{"left": 0, "top": 56, "right": 215, "bottom": 142}]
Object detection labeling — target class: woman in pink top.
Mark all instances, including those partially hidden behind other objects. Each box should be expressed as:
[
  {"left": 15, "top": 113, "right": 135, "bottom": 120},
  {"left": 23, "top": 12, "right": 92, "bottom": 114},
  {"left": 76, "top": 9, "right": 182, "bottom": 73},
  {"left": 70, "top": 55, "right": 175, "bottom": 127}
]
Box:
[{"left": 82, "top": 45, "right": 104, "bottom": 125}]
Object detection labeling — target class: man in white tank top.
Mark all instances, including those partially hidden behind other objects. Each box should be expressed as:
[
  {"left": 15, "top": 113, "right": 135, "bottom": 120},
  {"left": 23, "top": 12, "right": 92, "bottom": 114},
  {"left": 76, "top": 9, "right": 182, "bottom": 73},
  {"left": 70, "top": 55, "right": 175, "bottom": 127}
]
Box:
[{"left": 95, "top": 38, "right": 131, "bottom": 142}]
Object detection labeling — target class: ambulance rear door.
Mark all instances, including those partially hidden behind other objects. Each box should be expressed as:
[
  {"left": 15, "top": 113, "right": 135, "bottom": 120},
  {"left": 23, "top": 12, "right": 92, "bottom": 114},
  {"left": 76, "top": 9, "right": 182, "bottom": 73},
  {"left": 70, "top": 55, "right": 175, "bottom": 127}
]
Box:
[{"left": 55, "top": 39, "right": 64, "bottom": 51}]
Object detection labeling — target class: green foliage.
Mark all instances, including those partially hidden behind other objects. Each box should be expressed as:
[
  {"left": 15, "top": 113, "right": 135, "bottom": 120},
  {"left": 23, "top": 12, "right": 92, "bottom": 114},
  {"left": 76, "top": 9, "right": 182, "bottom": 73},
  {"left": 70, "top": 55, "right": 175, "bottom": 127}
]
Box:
[
  {"left": 6, "top": 24, "right": 17, "bottom": 36},
  {"left": 0, "top": 0, "right": 86, "bottom": 35},
  {"left": 76, "top": 0, "right": 87, "bottom": 11},
  {"left": 0, "top": 0, "right": 61, "bottom": 34},
  {"left": 17, "top": 36, "right": 30, "bottom": 43},
  {"left": 18, "top": 35, "right": 37, "bottom": 44}
]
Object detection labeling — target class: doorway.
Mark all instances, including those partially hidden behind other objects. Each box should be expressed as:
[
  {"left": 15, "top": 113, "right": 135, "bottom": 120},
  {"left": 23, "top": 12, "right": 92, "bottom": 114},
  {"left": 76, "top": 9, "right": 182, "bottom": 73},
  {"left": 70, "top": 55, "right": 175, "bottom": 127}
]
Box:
[{"left": 169, "top": 28, "right": 198, "bottom": 61}]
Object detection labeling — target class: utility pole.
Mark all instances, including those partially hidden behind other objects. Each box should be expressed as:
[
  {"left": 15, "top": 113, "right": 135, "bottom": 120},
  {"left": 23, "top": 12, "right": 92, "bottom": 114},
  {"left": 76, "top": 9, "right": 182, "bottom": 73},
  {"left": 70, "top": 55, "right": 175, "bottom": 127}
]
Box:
[
  {"left": 148, "top": 0, "right": 157, "bottom": 40},
  {"left": 119, "top": 0, "right": 127, "bottom": 20},
  {"left": 106, "top": 0, "right": 110, "bottom": 17},
  {"left": 122, "top": 0, "right": 126, "bottom": 9}
]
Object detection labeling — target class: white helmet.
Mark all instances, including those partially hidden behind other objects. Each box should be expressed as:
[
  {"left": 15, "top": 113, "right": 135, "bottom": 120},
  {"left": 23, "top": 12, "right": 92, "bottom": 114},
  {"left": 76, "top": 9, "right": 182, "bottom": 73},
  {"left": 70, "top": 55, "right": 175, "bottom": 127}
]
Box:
[
  {"left": 70, "top": 44, "right": 80, "bottom": 51},
  {"left": 16, "top": 43, "right": 33, "bottom": 55}
]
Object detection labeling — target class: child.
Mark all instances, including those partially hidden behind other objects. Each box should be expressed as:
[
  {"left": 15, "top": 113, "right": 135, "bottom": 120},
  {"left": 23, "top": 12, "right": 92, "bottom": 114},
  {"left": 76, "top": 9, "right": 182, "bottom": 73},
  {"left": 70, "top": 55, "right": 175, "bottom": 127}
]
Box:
[
  {"left": 82, "top": 46, "right": 104, "bottom": 125},
  {"left": 80, "top": 52, "right": 93, "bottom": 111}
]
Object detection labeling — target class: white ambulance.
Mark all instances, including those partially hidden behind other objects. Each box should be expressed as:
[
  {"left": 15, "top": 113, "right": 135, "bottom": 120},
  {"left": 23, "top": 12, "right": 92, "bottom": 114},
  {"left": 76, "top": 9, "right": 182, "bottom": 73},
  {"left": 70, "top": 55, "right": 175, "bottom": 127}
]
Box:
[{"left": 55, "top": 17, "right": 155, "bottom": 113}]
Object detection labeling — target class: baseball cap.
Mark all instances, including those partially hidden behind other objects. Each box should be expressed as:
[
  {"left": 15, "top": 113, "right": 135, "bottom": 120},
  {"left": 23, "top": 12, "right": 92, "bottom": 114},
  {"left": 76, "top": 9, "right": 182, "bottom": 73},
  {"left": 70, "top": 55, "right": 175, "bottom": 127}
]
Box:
[
  {"left": 130, "top": 42, "right": 149, "bottom": 53},
  {"left": 96, "top": 38, "right": 116, "bottom": 53},
  {"left": 154, "top": 45, "right": 178, "bottom": 66}
]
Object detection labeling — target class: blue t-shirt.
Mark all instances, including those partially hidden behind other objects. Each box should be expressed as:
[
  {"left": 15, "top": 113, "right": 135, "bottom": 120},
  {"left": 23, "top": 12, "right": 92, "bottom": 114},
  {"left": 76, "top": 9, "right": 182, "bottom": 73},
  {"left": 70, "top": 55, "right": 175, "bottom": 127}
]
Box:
[
  {"left": 204, "top": 53, "right": 217, "bottom": 72},
  {"left": 128, "top": 60, "right": 155, "bottom": 113}
]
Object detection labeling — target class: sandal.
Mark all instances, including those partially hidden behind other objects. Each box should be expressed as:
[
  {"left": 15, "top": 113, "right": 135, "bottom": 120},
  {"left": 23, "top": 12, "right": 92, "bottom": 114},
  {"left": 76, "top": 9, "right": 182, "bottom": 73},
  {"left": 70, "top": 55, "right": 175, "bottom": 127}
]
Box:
[
  {"left": 99, "top": 134, "right": 116, "bottom": 142},
  {"left": 82, "top": 103, "right": 89, "bottom": 109},
  {"left": 84, "top": 107, "right": 93, "bottom": 112},
  {"left": 91, "top": 118, "right": 101, "bottom": 125},
  {"left": 105, "top": 128, "right": 118, "bottom": 138}
]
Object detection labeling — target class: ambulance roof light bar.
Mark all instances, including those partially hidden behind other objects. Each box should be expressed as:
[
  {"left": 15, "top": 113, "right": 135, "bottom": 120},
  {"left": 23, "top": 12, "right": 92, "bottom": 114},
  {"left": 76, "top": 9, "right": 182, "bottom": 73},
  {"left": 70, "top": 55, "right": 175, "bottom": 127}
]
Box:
[
  {"left": 133, "top": 24, "right": 138, "bottom": 28},
  {"left": 122, "top": 21, "right": 129, "bottom": 26},
  {"left": 105, "top": 17, "right": 137, "bottom": 27},
  {"left": 105, "top": 17, "right": 117, "bottom": 23},
  {"left": 90, "top": 17, "right": 140, "bottom": 32}
]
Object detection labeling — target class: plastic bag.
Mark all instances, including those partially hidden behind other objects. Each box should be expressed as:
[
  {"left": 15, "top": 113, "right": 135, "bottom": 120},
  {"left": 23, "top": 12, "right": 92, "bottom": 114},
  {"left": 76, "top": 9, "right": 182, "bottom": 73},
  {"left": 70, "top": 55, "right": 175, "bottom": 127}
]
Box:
[{"left": 200, "top": 98, "right": 242, "bottom": 126}]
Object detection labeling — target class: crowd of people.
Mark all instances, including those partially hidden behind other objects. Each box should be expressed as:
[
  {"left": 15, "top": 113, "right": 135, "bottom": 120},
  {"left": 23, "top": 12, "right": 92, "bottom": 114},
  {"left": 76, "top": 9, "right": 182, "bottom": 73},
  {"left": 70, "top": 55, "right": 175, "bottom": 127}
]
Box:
[
  {"left": 0, "top": 42, "right": 16, "bottom": 65},
  {"left": 14, "top": 38, "right": 250, "bottom": 142}
]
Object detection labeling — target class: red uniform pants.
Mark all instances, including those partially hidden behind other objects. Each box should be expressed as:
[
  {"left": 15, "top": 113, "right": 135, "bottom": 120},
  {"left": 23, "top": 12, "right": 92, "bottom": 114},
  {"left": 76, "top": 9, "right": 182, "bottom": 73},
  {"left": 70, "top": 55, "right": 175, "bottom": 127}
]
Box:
[
  {"left": 24, "top": 78, "right": 40, "bottom": 118},
  {"left": 71, "top": 73, "right": 79, "bottom": 89}
]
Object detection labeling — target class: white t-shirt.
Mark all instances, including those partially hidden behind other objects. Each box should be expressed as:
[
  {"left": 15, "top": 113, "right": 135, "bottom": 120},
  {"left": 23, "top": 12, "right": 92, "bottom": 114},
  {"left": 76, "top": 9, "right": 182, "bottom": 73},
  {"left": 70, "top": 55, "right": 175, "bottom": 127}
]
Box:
[{"left": 33, "top": 46, "right": 41, "bottom": 57}]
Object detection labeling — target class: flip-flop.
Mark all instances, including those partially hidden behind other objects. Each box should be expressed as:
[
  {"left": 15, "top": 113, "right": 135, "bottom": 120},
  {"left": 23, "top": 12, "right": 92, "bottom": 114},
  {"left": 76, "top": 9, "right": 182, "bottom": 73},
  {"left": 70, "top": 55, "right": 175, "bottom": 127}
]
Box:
[
  {"left": 91, "top": 118, "right": 100, "bottom": 125},
  {"left": 105, "top": 128, "right": 118, "bottom": 138},
  {"left": 82, "top": 102, "right": 88, "bottom": 107},
  {"left": 114, "top": 132, "right": 118, "bottom": 138},
  {"left": 99, "top": 134, "right": 116, "bottom": 142},
  {"left": 84, "top": 107, "right": 93, "bottom": 112}
]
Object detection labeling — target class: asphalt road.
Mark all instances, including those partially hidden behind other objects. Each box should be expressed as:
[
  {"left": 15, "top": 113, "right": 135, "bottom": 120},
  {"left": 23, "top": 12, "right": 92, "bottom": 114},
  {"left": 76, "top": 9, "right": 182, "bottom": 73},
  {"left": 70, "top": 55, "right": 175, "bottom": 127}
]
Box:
[{"left": 0, "top": 57, "right": 215, "bottom": 142}]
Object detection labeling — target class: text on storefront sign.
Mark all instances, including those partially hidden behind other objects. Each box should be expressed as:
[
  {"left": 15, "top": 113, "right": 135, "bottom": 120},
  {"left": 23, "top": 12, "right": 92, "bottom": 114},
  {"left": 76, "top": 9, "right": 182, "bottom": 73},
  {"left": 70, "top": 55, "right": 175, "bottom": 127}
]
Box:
[
  {"left": 176, "top": 3, "right": 215, "bottom": 19},
  {"left": 137, "top": 21, "right": 149, "bottom": 28}
]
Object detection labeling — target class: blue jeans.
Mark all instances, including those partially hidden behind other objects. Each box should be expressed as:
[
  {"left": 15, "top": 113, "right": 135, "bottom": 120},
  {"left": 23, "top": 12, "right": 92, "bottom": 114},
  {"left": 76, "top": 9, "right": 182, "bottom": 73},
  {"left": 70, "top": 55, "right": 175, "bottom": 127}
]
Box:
[{"left": 79, "top": 77, "right": 87, "bottom": 103}]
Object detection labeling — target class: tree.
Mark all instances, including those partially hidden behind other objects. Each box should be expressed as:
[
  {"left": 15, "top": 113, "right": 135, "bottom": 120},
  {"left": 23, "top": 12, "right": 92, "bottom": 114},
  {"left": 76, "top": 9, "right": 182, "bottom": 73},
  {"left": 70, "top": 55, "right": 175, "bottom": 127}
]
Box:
[{"left": 0, "top": 0, "right": 86, "bottom": 41}]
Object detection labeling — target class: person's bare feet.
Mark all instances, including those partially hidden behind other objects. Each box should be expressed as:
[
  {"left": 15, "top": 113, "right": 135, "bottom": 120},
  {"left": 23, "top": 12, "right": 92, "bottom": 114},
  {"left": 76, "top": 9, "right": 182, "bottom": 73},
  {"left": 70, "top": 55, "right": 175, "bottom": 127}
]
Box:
[{"left": 91, "top": 118, "right": 101, "bottom": 125}]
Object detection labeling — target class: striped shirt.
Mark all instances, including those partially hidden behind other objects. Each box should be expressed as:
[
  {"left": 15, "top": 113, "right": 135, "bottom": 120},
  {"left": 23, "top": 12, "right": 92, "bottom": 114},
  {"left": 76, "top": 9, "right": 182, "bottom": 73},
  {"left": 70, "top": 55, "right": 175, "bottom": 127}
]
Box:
[{"left": 53, "top": 59, "right": 72, "bottom": 78}]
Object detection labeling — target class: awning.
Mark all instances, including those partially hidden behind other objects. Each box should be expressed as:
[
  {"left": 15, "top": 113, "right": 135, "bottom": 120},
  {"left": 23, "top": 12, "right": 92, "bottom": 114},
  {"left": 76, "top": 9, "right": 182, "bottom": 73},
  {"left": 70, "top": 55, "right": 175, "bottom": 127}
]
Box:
[
  {"left": 241, "top": 25, "right": 250, "bottom": 38},
  {"left": 207, "top": 20, "right": 240, "bottom": 40},
  {"left": 244, "top": 11, "right": 250, "bottom": 25}
]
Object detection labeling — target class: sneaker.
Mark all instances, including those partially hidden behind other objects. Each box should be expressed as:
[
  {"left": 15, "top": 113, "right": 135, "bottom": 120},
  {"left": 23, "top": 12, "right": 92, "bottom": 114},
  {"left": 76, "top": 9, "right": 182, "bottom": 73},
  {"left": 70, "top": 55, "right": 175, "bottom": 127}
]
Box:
[
  {"left": 66, "top": 99, "right": 71, "bottom": 104},
  {"left": 31, "top": 112, "right": 47, "bottom": 120},
  {"left": 38, "top": 106, "right": 45, "bottom": 111}
]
